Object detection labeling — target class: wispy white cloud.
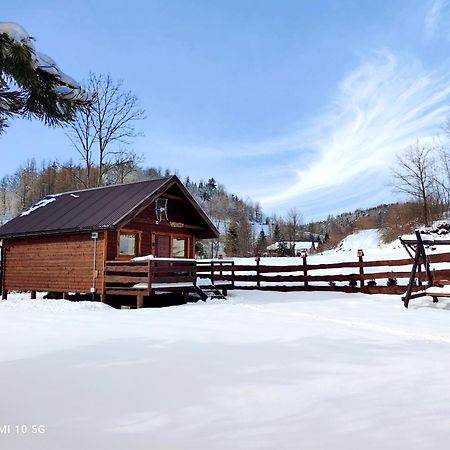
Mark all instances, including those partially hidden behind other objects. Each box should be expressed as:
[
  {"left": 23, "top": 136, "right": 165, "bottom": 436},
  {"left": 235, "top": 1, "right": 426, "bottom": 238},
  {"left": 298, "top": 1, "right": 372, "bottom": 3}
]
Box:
[
  {"left": 425, "top": 0, "right": 450, "bottom": 39},
  {"left": 149, "top": 50, "right": 450, "bottom": 219},
  {"left": 258, "top": 50, "right": 450, "bottom": 215}
]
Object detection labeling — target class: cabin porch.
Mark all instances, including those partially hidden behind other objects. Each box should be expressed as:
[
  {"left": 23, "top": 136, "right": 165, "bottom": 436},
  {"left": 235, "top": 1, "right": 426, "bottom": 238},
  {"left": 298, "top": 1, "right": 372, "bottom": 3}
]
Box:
[{"left": 104, "top": 258, "right": 231, "bottom": 307}]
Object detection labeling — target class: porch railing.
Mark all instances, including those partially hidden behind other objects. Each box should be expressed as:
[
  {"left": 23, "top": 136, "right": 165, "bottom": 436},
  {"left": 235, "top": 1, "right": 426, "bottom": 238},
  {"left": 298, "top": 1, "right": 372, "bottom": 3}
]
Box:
[{"left": 105, "top": 259, "right": 197, "bottom": 296}]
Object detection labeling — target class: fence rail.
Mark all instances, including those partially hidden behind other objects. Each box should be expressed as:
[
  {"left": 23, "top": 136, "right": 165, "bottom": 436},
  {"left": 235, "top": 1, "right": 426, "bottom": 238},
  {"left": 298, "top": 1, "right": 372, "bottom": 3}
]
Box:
[
  {"left": 102, "top": 252, "right": 450, "bottom": 297},
  {"left": 196, "top": 252, "right": 450, "bottom": 295}
]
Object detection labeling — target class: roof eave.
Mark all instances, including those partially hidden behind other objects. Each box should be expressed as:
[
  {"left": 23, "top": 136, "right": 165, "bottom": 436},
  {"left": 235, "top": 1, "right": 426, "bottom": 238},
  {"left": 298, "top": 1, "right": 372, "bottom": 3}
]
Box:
[{"left": 0, "top": 225, "right": 112, "bottom": 240}]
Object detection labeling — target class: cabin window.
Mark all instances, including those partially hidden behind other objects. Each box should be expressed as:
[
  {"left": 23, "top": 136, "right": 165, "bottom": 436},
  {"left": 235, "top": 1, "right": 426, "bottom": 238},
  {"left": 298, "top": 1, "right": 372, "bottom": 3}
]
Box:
[
  {"left": 172, "top": 237, "right": 187, "bottom": 258},
  {"left": 119, "top": 233, "right": 137, "bottom": 256}
]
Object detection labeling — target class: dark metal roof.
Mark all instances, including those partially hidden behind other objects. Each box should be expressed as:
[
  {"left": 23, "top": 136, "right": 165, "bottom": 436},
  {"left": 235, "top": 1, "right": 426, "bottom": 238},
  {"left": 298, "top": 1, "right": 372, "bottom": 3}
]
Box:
[{"left": 0, "top": 176, "right": 219, "bottom": 239}]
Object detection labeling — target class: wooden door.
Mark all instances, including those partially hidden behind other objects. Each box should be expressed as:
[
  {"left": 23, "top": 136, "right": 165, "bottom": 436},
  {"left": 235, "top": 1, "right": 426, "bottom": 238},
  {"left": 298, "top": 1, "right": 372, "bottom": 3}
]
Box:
[{"left": 154, "top": 234, "right": 170, "bottom": 257}]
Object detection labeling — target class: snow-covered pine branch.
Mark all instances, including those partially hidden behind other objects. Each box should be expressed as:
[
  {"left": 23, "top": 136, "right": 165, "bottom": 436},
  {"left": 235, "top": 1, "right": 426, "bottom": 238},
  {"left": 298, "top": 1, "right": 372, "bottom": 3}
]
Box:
[{"left": 0, "top": 22, "right": 93, "bottom": 133}]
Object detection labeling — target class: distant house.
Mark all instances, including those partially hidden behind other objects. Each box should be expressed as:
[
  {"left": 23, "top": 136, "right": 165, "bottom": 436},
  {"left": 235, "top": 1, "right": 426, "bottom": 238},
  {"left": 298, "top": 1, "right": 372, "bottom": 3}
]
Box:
[
  {"left": 0, "top": 176, "right": 219, "bottom": 300},
  {"left": 267, "top": 241, "right": 316, "bottom": 256}
]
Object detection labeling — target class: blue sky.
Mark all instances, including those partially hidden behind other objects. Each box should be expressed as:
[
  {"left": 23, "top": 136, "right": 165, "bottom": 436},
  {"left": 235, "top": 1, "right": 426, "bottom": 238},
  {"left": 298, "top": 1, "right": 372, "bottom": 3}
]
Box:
[{"left": 2, "top": 0, "right": 450, "bottom": 220}]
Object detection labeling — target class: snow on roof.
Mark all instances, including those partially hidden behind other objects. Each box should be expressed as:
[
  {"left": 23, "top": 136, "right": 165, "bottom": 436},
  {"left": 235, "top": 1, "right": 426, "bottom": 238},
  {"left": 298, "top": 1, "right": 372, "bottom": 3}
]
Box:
[{"left": 20, "top": 197, "right": 56, "bottom": 217}]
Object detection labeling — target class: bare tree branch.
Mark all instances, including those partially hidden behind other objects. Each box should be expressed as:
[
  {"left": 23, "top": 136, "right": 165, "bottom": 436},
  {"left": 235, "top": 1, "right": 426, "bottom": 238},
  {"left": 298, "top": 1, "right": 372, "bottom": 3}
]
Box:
[{"left": 65, "top": 73, "right": 145, "bottom": 187}]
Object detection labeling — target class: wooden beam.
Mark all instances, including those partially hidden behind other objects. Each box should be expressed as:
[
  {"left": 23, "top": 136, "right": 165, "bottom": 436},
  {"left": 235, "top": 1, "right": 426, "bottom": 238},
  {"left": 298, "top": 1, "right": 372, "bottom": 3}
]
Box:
[
  {"left": 161, "top": 193, "right": 185, "bottom": 201},
  {"left": 137, "top": 292, "right": 144, "bottom": 309}
]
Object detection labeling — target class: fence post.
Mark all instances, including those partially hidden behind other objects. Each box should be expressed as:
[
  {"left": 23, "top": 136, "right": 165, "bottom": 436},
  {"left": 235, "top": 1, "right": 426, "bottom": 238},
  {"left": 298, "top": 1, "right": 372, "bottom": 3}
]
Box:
[
  {"left": 148, "top": 260, "right": 153, "bottom": 297},
  {"left": 357, "top": 249, "right": 365, "bottom": 288},
  {"left": 211, "top": 260, "right": 215, "bottom": 285},
  {"left": 218, "top": 255, "right": 224, "bottom": 276},
  {"left": 193, "top": 260, "right": 197, "bottom": 288},
  {"left": 231, "top": 261, "right": 235, "bottom": 290},
  {"left": 255, "top": 256, "right": 261, "bottom": 288},
  {"left": 0, "top": 243, "right": 5, "bottom": 300},
  {"left": 301, "top": 251, "right": 308, "bottom": 287}
]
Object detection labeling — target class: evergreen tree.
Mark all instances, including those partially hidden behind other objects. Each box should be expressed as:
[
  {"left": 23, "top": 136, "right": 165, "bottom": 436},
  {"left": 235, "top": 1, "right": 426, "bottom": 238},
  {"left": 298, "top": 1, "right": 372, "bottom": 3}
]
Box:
[
  {"left": 273, "top": 223, "right": 282, "bottom": 243},
  {"left": 255, "top": 229, "right": 268, "bottom": 255},
  {"left": 195, "top": 241, "right": 206, "bottom": 258},
  {"left": 277, "top": 237, "right": 290, "bottom": 257},
  {"left": 0, "top": 23, "right": 91, "bottom": 133},
  {"left": 225, "top": 221, "right": 239, "bottom": 256}
]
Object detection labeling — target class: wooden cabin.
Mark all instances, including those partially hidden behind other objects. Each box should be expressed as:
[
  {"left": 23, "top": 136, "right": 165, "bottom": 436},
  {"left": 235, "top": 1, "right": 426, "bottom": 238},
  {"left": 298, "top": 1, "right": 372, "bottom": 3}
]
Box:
[{"left": 0, "top": 175, "right": 219, "bottom": 304}]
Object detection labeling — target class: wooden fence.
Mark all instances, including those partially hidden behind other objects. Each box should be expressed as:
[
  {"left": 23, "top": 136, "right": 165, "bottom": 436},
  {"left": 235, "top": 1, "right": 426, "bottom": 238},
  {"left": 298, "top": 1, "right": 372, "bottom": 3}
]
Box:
[{"left": 197, "top": 252, "right": 450, "bottom": 295}]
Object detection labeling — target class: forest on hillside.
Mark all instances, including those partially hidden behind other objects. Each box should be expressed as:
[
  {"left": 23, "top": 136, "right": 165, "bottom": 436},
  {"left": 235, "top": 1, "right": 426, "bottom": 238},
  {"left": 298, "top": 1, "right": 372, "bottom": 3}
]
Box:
[
  {"left": 2, "top": 155, "right": 449, "bottom": 258},
  {"left": 2, "top": 44, "right": 450, "bottom": 257}
]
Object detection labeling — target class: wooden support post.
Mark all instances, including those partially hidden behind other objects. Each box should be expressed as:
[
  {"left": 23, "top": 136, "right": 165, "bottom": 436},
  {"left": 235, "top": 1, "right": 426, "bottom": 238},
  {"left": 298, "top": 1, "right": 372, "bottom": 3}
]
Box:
[
  {"left": 256, "top": 256, "right": 261, "bottom": 288},
  {"left": 137, "top": 293, "right": 144, "bottom": 309},
  {"left": 302, "top": 253, "right": 308, "bottom": 287},
  {"left": 404, "top": 244, "right": 421, "bottom": 308},
  {"left": 30, "top": 291, "right": 36, "bottom": 299},
  {"left": 417, "top": 263, "right": 422, "bottom": 286},
  {"left": 100, "top": 294, "right": 106, "bottom": 303},
  {"left": 147, "top": 260, "right": 153, "bottom": 297},
  {"left": 211, "top": 261, "right": 215, "bottom": 285},
  {"left": 2, "top": 289, "right": 7, "bottom": 300},
  {"left": 222, "top": 288, "right": 228, "bottom": 297},
  {"left": 193, "top": 260, "right": 197, "bottom": 288},
  {"left": 357, "top": 249, "right": 365, "bottom": 288},
  {"left": 416, "top": 230, "right": 433, "bottom": 287},
  {"left": 183, "top": 292, "right": 188, "bottom": 303},
  {"left": 63, "top": 292, "right": 69, "bottom": 300}
]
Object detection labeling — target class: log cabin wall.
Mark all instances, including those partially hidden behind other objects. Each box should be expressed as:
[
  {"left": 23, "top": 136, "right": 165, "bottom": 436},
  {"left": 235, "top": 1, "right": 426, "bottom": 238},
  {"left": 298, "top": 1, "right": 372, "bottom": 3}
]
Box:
[{"left": 3, "top": 232, "right": 105, "bottom": 293}]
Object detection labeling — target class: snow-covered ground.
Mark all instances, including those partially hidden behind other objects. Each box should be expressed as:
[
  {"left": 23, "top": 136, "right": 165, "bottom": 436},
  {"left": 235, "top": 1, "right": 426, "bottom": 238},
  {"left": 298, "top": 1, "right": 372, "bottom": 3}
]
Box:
[
  {"left": 2, "top": 229, "right": 450, "bottom": 449},
  {"left": 2, "top": 290, "right": 450, "bottom": 450}
]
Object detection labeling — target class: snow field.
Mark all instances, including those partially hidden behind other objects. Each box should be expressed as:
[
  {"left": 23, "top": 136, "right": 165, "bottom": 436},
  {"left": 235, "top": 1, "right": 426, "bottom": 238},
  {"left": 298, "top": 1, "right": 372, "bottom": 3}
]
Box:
[{"left": 1, "top": 291, "right": 450, "bottom": 449}]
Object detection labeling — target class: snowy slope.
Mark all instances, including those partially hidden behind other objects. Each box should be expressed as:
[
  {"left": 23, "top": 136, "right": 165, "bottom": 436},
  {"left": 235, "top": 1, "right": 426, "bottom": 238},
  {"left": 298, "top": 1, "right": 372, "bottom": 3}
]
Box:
[
  {"left": 336, "top": 228, "right": 383, "bottom": 251},
  {"left": 2, "top": 292, "right": 450, "bottom": 449}
]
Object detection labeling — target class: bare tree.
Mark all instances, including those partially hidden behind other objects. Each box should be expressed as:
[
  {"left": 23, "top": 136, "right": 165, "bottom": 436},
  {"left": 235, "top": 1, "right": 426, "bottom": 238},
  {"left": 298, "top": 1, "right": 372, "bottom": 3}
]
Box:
[
  {"left": 106, "top": 149, "right": 142, "bottom": 184},
  {"left": 66, "top": 107, "right": 96, "bottom": 187},
  {"left": 67, "top": 73, "right": 145, "bottom": 187},
  {"left": 0, "top": 175, "right": 14, "bottom": 222},
  {"left": 391, "top": 142, "right": 437, "bottom": 226},
  {"left": 203, "top": 193, "right": 230, "bottom": 258},
  {"left": 286, "top": 207, "right": 303, "bottom": 256},
  {"left": 13, "top": 159, "right": 39, "bottom": 211}
]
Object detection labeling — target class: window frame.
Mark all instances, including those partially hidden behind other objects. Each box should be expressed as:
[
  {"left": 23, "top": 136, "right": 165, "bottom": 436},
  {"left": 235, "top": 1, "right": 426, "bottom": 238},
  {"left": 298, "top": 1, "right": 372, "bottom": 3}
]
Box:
[
  {"left": 151, "top": 232, "right": 192, "bottom": 258},
  {"left": 116, "top": 229, "right": 142, "bottom": 259},
  {"left": 172, "top": 237, "right": 188, "bottom": 258}
]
